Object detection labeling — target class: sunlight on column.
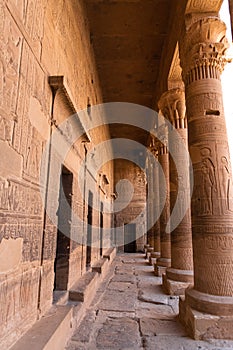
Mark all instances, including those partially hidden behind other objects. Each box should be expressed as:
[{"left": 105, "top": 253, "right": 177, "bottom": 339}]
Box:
[{"left": 220, "top": 0, "right": 233, "bottom": 163}]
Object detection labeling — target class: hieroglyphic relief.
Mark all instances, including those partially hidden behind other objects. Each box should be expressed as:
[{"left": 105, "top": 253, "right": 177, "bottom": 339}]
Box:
[
  {"left": 12, "top": 41, "right": 47, "bottom": 182},
  {"left": 0, "top": 217, "right": 42, "bottom": 261},
  {"left": 193, "top": 233, "right": 233, "bottom": 295},
  {"left": 7, "top": 0, "right": 28, "bottom": 23},
  {"left": 186, "top": 93, "right": 224, "bottom": 121},
  {"left": 0, "top": 179, "right": 42, "bottom": 215},
  {"left": 0, "top": 177, "right": 44, "bottom": 263},
  {"left": 192, "top": 144, "right": 233, "bottom": 216},
  {"left": 25, "top": 0, "right": 45, "bottom": 44},
  {"left": 22, "top": 221, "right": 42, "bottom": 262},
  {"left": 24, "top": 126, "right": 43, "bottom": 181},
  {"left": 42, "top": 224, "right": 57, "bottom": 260},
  {"left": 179, "top": 13, "right": 233, "bottom": 307},
  {"left": 0, "top": 1, "right": 23, "bottom": 143}
]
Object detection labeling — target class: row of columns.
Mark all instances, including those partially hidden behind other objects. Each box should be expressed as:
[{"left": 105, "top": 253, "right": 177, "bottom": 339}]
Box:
[{"left": 145, "top": 13, "right": 233, "bottom": 340}]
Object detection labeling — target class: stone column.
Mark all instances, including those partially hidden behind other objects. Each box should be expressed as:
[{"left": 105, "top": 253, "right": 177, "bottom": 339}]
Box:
[
  {"left": 158, "top": 88, "right": 193, "bottom": 295},
  {"left": 154, "top": 131, "right": 171, "bottom": 276},
  {"left": 179, "top": 15, "right": 233, "bottom": 339},
  {"left": 146, "top": 154, "right": 154, "bottom": 259},
  {"left": 149, "top": 143, "right": 161, "bottom": 265}
]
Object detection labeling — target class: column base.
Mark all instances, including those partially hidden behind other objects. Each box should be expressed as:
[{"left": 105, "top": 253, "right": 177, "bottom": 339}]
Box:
[
  {"left": 149, "top": 251, "right": 160, "bottom": 266},
  {"left": 166, "top": 267, "right": 193, "bottom": 283},
  {"left": 154, "top": 265, "right": 167, "bottom": 276},
  {"left": 144, "top": 245, "right": 151, "bottom": 258},
  {"left": 154, "top": 257, "right": 171, "bottom": 276},
  {"left": 162, "top": 273, "right": 192, "bottom": 296},
  {"left": 146, "top": 247, "right": 154, "bottom": 260},
  {"left": 144, "top": 244, "right": 150, "bottom": 252},
  {"left": 185, "top": 287, "right": 233, "bottom": 316},
  {"left": 179, "top": 295, "right": 233, "bottom": 340}
]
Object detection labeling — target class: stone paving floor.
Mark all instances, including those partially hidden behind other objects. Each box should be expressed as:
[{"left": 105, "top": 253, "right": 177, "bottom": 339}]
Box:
[{"left": 66, "top": 253, "right": 233, "bottom": 350}]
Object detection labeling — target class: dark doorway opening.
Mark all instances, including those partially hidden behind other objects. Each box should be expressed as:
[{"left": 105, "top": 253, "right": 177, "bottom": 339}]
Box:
[
  {"left": 124, "top": 223, "right": 136, "bottom": 253},
  {"left": 100, "top": 202, "right": 103, "bottom": 257},
  {"left": 86, "top": 191, "right": 93, "bottom": 269},
  {"left": 54, "top": 165, "right": 73, "bottom": 290}
]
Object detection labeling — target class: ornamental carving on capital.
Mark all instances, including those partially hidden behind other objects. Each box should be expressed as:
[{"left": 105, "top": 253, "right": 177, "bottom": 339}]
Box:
[
  {"left": 180, "top": 16, "right": 230, "bottom": 78},
  {"left": 148, "top": 137, "right": 159, "bottom": 157},
  {"left": 185, "top": 0, "right": 223, "bottom": 14},
  {"left": 158, "top": 89, "right": 186, "bottom": 128}
]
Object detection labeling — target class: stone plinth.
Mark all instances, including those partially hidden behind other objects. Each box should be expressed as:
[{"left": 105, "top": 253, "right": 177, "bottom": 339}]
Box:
[
  {"left": 154, "top": 256, "right": 170, "bottom": 277},
  {"left": 146, "top": 247, "right": 154, "bottom": 261},
  {"left": 162, "top": 272, "right": 193, "bottom": 296},
  {"left": 154, "top": 264, "right": 167, "bottom": 277},
  {"left": 149, "top": 251, "right": 160, "bottom": 266},
  {"left": 179, "top": 294, "right": 233, "bottom": 340}
]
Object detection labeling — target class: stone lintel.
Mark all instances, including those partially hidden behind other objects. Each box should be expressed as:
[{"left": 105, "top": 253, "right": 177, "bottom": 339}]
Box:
[{"left": 48, "top": 75, "right": 89, "bottom": 141}]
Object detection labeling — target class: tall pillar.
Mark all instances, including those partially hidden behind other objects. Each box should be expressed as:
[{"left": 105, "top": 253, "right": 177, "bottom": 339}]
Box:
[
  {"left": 154, "top": 131, "right": 171, "bottom": 276},
  {"left": 145, "top": 157, "right": 154, "bottom": 258},
  {"left": 149, "top": 143, "right": 161, "bottom": 265},
  {"left": 148, "top": 153, "right": 155, "bottom": 250},
  {"left": 158, "top": 88, "right": 194, "bottom": 295},
  {"left": 179, "top": 15, "right": 233, "bottom": 339},
  {"left": 146, "top": 155, "right": 154, "bottom": 254},
  {"left": 152, "top": 145, "right": 161, "bottom": 258}
]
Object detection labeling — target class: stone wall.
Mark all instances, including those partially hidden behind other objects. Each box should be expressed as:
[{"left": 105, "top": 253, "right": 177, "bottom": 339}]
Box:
[{"left": 0, "top": 0, "right": 113, "bottom": 347}]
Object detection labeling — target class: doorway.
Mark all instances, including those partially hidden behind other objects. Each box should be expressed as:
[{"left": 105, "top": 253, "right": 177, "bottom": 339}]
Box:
[
  {"left": 124, "top": 223, "right": 136, "bottom": 253},
  {"left": 54, "top": 165, "right": 73, "bottom": 290},
  {"left": 86, "top": 191, "right": 93, "bottom": 269}
]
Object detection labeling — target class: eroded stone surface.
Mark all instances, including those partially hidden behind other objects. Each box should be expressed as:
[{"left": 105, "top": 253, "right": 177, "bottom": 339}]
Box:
[
  {"left": 108, "top": 281, "right": 136, "bottom": 292},
  {"left": 96, "top": 317, "right": 142, "bottom": 349},
  {"left": 66, "top": 254, "right": 233, "bottom": 350},
  {"left": 135, "top": 301, "right": 175, "bottom": 319},
  {"left": 140, "top": 318, "right": 186, "bottom": 336},
  {"left": 97, "top": 289, "right": 136, "bottom": 312},
  {"left": 144, "top": 336, "right": 233, "bottom": 350}
]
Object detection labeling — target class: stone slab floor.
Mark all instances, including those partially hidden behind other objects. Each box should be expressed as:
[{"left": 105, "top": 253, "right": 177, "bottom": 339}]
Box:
[{"left": 66, "top": 253, "right": 233, "bottom": 350}]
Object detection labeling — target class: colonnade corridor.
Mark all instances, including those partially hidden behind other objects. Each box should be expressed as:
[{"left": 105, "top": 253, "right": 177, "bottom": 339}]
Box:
[{"left": 66, "top": 253, "right": 233, "bottom": 350}]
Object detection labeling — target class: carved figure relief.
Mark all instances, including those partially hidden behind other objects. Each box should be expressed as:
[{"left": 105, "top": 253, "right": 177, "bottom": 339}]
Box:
[
  {"left": 0, "top": 7, "right": 22, "bottom": 120},
  {"left": 200, "top": 148, "right": 216, "bottom": 215},
  {"left": 220, "top": 156, "right": 232, "bottom": 213}
]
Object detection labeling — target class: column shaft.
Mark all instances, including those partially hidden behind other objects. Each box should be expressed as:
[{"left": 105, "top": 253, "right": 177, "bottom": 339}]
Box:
[
  {"left": 154, "top": 141, "right": 171, "bottom": 276},
  {"left": 158, "top": 88, "right": 193, "bottom": 295},
  {"left": 179, "top": 15, "right": 233, "bottom": 339}
]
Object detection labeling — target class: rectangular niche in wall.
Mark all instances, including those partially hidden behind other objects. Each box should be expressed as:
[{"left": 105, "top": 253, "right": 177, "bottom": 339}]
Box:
[
  {"left": 54, "top": 165, "right": 73, "bottom": 290},
  {"left": 124, "top": 223, "right": 136, "bottom": 253},
  {"left": 86, "top": 190, "right": 93, "bottom": 269}
]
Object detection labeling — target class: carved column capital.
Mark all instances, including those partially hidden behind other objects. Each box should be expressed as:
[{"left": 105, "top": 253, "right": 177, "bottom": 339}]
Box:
[
  {"left": 158, "top": 88, "right": 186, "bottom": 129},
  {"left": 180, "top": 16, "right": 231, "bottom": 85},
  {"left": 148, "top": 137, "right": 159, "bottom": 158}
]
